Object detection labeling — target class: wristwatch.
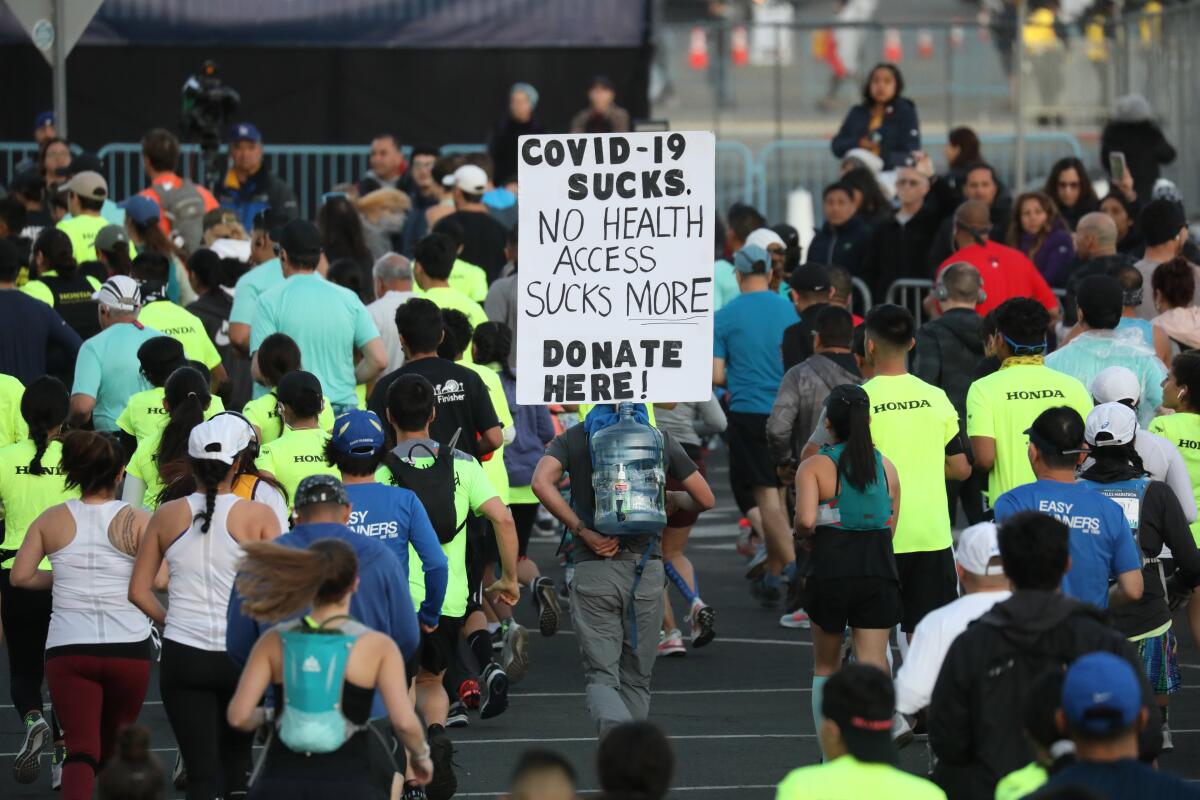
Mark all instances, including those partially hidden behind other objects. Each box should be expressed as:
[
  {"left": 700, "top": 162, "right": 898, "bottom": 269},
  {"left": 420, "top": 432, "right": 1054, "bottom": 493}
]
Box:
[{"left": 570, "top": 520, "right": 585, "bottom": 536}]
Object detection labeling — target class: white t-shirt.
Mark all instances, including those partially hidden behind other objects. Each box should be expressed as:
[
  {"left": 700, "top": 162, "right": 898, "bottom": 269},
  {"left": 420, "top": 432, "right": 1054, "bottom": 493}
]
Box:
[
  {"left": 367, "top": 289, "right": 413, "bottom": 374},
  {"left": 894, "top": 590, "right": 1011, "bottom": 715}
]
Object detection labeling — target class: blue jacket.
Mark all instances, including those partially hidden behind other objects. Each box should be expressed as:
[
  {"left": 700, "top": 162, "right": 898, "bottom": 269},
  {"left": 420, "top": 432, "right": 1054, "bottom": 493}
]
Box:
[
  {"left": 225, "top": 522, "right": 420, "bottom": 718},
  {"left": 831, "top": 97, "right": 921, "bottom": 170},
  {"left": 808, "top": 215, "right": 872, "bottom": 276}
]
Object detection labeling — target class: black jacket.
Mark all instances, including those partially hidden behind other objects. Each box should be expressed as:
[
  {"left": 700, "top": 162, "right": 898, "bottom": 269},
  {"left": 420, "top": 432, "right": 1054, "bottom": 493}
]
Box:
[
  {"left": 808, "top": 216, "right": 871, "bottom": 277},
  {"left": 489, "top": 115, "right": 547, "bottom": 187},
  {"left": 780, "top": 302, "right": 830, "bottom": 372},
  {"left": 930, "top": 591, "right": 1162, "bottom": 800},
  {"left": 830, "top": 97, "right": 921, "bottom": 170},
  {"left": 1101, "top": 120, "right": 1176, "bottom": 204},
  {"left": 913, "top": 308, "right": 983, "bottom": 418},
  {"left": 861, "top": 177, "right": 955, "bottom": 299}
]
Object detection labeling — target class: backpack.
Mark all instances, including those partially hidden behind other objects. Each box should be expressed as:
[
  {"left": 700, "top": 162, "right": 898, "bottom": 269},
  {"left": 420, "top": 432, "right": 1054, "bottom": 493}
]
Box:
[
  {"left": 275, "top": 615, "right": 370, "bottom": 755},
  {"left": 149, "top": 181, "right": 208, "bottom": 255},
  {"left": 385, "top": 430, "right": 466, "bottom": 545}
]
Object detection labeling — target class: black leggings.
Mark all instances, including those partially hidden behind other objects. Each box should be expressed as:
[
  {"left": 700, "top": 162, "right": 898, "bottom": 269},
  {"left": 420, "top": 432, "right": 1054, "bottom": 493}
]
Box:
[
  {"left": 160, "top": 639, "right": 253, "bottom": 800},
  {"left": 0, "top": 569, "right": 51, "bottom": 721}
]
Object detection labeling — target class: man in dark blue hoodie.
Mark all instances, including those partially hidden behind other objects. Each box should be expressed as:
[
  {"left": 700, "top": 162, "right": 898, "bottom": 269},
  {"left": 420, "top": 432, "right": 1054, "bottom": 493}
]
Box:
[{"left": 225, "top": 474, "right": 422, "bottom": 796}]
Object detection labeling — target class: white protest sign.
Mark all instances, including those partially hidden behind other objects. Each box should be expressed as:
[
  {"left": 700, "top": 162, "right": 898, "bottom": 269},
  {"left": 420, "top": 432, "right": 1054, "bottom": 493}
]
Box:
[{"left": 516, "top": 131, "right": 716, "bottom": 405}]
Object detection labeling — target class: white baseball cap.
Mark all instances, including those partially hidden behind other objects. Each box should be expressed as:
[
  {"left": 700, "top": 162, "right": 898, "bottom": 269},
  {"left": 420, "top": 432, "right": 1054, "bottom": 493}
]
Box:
[
  {"left": 956, "top": 522, "right": 1005, "bottom": 576},
  {"left": 1089, "top": 366, "right": 1141, "bottom": 406},
  {"left": 746, "top": 227, "right": 785, "bottom": 251},
  {"left": 188, "top": 415, "right": 253, "bottom": 465},
  {"left": 451, "top": 164, "right": 489, "bottom": 194},
  {"left": 92, "top": 275, "right": 142, "bottom": 312},
  {"left": 1085, "top": 402, "right": 1138, "bottom": 448}
]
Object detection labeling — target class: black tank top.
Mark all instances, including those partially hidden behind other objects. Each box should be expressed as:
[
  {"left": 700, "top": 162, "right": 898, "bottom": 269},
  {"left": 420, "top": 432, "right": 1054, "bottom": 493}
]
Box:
[
  {"left": 262, "top": 680, "right": 375, "bottom": 778},
  {"left": 40, "top": 273, "right": 101, "bottom": 340}
]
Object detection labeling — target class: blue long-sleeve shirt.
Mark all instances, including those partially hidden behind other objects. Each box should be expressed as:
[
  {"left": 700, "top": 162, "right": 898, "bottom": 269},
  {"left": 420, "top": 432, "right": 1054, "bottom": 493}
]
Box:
[
  {"left": 225, "top": 521, "right": 420, "bottom": 719},
  {"left": 344, "top": 481, "right": 449, "bottom": 627}
]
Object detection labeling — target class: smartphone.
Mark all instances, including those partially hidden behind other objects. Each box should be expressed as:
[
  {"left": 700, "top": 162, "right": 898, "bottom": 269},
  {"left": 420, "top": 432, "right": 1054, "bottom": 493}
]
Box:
[{"left": 1109, "top": 151, "right": 1127, "bottom": 183}]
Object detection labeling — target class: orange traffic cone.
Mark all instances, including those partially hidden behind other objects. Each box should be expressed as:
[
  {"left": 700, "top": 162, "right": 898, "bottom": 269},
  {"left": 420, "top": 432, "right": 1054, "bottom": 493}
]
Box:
[
  {"left": 883, "top": 28, "right": 903, "bottom": 62},
  {"left": 917, "top": 29, "right": 934, "bottom": 59},
  {"left": 731, "top": 25, "right": 749, "bottom": 66},
  {"left": 688, "top": 27, "right": 709, "bottom": 70}
]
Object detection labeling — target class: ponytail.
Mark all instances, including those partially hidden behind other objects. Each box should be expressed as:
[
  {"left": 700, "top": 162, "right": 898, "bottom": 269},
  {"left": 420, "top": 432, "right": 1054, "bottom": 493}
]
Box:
[
  {"left": 154, "top": 367, "right": 211, "bottom": 476},
  {"left": 235, "top": 538, "right": 358, "bottom": 622},
  {"left": 473, "top": 322, "right": 513, "bottom": 377},
  {"left": 32, "top": 228, "right": 77, "bottom": 279},
  {"left": 825, "top": 384, "right": 877, "bottom": 491},
  {"left": 20, "top": 376, "right": 68, "bottom": 476}
]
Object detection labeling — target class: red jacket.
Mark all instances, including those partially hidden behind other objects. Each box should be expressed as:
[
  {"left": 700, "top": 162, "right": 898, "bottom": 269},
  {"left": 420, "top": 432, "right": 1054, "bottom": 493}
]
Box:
[{"left": 937, "top": 239, "right": 1058, "bottom": 317}]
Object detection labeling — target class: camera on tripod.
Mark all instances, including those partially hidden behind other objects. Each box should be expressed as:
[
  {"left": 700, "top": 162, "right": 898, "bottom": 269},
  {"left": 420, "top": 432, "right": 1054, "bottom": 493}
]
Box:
[{"left": 180, "top": 60, "right": 240, "bottom": 182}]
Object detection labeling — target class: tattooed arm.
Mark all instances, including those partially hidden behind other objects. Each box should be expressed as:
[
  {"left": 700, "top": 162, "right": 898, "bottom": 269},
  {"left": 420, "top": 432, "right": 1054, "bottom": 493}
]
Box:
[{"left": 108, "top": 505, "right": 150, "bottom": 557}]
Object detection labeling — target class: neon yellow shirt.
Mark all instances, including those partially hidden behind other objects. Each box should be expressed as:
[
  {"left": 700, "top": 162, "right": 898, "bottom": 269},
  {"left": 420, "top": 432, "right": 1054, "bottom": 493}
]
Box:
[
  {"left": 994, "top": 762, "right": 1048, "bottom": 800},
  {"left": 116, "top": 387, "right": 226, "bottom": 443},
  {"left": 0, "top": 440, "right": 78, "bottom": 568},
  {"left": 420, "top": 285, "right": 488, "bottom": 364},
  {"left": 862, "top": 373, "right": 959, "bottom": 553},
  {"left": 776, "top": 755, "right": 947, "bottom": 800},
  {"left": 20, "top": 271, "right": 103, "bottom": 307},
  {"left": 1149, "top": 412, "right": 1200, "bottom": 544},
  {"left": 126, "top": 432, "right": 167, "bottom": 510},
  {"left": 465, "top": 361, "right": 512, "bottom": 505},
  {"left": 0, "top": 374, "right": 28, "bottom": 446},
  {"left": 137, "top": 300, "right": 223, "bottom": 370},
  {"left": 242, "top": 391, "right": 336, "bottom": 445},
  {"left": 56, "top": 214, "right": 135, "bottom": 264},
  {"left": 376, "top": 444, "right": 497, "bottom": 618},
  {"left": 414, "top": 259, "right": 489, "bottom": 304},
  {"left": 256, "top": 426, "right": 339, "bottom": 510},
  {"left": 967, "top": 363, "right": 1093, "bottom": 504}
]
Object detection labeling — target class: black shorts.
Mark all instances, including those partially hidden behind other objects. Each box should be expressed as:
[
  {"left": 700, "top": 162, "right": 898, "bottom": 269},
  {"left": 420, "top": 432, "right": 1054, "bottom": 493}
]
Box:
[
  {"left": 895, "top": 547, "right": 958, "bottom": 632},
  {"left": 667, "top": 444, "right": 706, "bottom": 528},
  {"left": 417, "top": 614, "right": 466, "bottom": 675},
  {"left": 806, "top": 575, "right": 901, "bottom": 633},
  {"left": 726, "top": 411, "right": 779, "bottom": 489}
]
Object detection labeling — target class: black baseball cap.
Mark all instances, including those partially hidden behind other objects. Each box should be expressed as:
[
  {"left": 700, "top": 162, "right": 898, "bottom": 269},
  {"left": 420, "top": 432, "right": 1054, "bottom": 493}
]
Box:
[
  {"left": 1075, "top": 275, "right": 1123, "bottom": 330},
  {"left": 276, "top": 370, "right": 323, "bottom": 409},
  {"left": 278, "top": 219, "right": 321, "bottom": 259},
  {"left": 294, "top": 474, "right": 349, "bottom": 509},
  {"left": 1025, "top": 406, "right": 1087, "bottom": 457},
  {"left": 137, "top": 336, "right": 186, "bottom": 372},
  {"left": 822, "top": 665, "right": 899, "bottom": 765},
  {"left": 788, "top": 263, "right": 831, "bottom": 294}
]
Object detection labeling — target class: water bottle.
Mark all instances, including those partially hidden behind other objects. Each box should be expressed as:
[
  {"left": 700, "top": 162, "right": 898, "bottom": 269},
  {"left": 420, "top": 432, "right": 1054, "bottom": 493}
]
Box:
[{"left": 591, "top": 403, "right": 667, "bottom": 535}]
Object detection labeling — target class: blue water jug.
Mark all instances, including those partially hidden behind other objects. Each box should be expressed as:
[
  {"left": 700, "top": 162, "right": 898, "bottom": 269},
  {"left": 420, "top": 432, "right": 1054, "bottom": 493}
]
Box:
[{"left": 591, "top": 403, "right": 667, "bottom": 535}]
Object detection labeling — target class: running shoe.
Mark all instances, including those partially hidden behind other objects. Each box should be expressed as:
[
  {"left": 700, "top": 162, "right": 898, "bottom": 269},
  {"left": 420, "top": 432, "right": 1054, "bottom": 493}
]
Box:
[
  {"left": 458, "top": 678, "right": 481, "bottom": 711},
  {"left": 445, "top": 701, "right": 469, "bottom": 729},
  {"left": 688, "top": 600, "right": 716, "bottom": 648},
  {"left": 490, "top": 624, "right": 504, "bottom": 652},
  {"left": 744, "top": 545, "right": 768, "bottom": 580},
  {"left": 778, "top": 610, "right": 811, "bottom": 629},
  {"left": 402, "top": 782, "right": 429, "bottom": 800},
  {"left": 749, "top": 576, "right": 782, "bottom": 609},
  {"left": 735, "top": 518, "right": 758, "bottom": 558},
  {"left": 480, "top": 662, "right": 510, "bottom": 720},
  {"left": 533, "top": 576, "right": 561, "bottom": 636},
  {"left": 50, "top": 742, "right": 65, "bottom": 791},
  {"left": 425, "top": 725, "right": 457, "bottom": 800},
  {"left": 657, "top": 628, "right": 686, "bottom": 657},
  {"left": 892, "top": 712, "right": 914, "bottom": 749},
  {"left": 13, "top": 711, "right": 50, "bottom": 784},
  {"left": 501, "top": 621, "right": 530, "bottom": 684},
  {"left": 534, "top": 505, "right": 558, "bottom": 537},
  {"left": 172, "top": 751, "right": 187, "bottom": 790}
]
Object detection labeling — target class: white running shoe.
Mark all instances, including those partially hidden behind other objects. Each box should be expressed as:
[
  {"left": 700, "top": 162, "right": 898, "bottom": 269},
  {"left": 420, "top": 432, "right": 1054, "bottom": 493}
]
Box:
[
  {"left": 778, "top": 610, "right": 811, "bottom": 629},
  {"left": 657, "top": 628, "right": 686, "bottom": 657}
]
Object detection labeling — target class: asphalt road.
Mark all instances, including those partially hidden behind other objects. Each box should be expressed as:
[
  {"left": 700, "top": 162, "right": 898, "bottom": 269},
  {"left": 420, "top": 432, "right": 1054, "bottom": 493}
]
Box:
[{"left": 3, "top": 446, "right": 1200, "bottom": 798}]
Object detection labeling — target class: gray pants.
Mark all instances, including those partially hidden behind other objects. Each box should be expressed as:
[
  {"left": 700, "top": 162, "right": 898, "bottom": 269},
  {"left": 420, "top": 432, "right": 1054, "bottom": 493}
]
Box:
[{"left": 570, "top": 556, "right": 665, "bottom": 735}]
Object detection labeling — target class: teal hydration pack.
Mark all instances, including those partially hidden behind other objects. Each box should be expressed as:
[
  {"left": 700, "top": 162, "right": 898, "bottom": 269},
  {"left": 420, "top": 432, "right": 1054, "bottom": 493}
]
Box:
[{"left": 276, "top": 615, "right": 369, "bottom": 755}]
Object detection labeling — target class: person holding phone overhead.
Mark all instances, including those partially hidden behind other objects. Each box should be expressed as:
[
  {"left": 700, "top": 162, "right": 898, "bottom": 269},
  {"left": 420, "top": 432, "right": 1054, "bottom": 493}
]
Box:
[{"left": 1102, "top": 94, "right": 1176, "bottom": 204}]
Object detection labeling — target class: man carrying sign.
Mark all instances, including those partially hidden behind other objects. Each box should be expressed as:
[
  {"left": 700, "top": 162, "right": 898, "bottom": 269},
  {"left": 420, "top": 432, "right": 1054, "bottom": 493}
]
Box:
[{"left": 531, "top": 409, "right": 714, "bottom": 734}]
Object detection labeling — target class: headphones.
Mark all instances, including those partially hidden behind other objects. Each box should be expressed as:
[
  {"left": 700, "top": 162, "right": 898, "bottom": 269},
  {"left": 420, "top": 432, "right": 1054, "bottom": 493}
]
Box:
[{"left": 934, "top": 262, "right": 987, "bottom": 304}]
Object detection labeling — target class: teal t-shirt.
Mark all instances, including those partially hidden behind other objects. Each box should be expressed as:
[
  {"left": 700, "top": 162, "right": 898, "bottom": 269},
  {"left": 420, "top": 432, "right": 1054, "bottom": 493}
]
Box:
[
  {"left": 231, "top": 259, "right": 284, "bottom": 400},
  {"left": 713, "top": 259, "right": 740, "bottom": 310},
  {"left": 71, "top": 321, "right": 162, "bottom": 432},
  {"left": 249, "top": 273, "right": 381, "bottom": 409}
]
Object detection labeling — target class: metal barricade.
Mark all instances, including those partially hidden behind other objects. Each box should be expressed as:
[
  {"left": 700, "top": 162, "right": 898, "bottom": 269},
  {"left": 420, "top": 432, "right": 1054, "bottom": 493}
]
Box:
[
  {"left": 1, "top": 141, "right": 82, "bottom": 186},
  {"left": 851, "top": 276, "right": 873, "bottom": 315},
  {"left": 715, "top": 140, "right": 754, "bottom": 215},
  {"left": 885, "top": 279, "right": 935, "bottom": 328},
  {"left": 754, "top": 133, "right": 1084, "bottom": 226}
]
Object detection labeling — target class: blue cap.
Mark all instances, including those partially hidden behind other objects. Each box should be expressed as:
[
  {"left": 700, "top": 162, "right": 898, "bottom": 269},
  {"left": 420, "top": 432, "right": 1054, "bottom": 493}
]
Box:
[
  {"left": 120, "top": 195, "right": 161, "bottom": 226},
  {"left": 230, "top": 122, "right": 262, "bottom": 144},
  {"left": 733, "top": 244, "right": 770, "bottom": 274},
  {"left": 330, "top": 409, "right": 386, "bottom": 456},
  {"left": 1062, "top": 652, "right": 1142, "bottom": 735},
  {"left": 34, "top": 111, "right": 54, "bottom": 130}
]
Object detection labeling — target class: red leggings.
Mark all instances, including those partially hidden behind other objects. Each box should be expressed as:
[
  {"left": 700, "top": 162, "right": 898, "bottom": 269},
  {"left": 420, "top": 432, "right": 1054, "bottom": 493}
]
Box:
[{"left": 45, "top": 652, "right": 151, "bottom": 800}]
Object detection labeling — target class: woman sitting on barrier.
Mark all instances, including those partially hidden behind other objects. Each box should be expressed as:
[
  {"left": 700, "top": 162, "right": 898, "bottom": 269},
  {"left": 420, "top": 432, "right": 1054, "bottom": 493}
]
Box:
[{"left": 831, "top": 63, "right": 921, "bottom": 171}]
